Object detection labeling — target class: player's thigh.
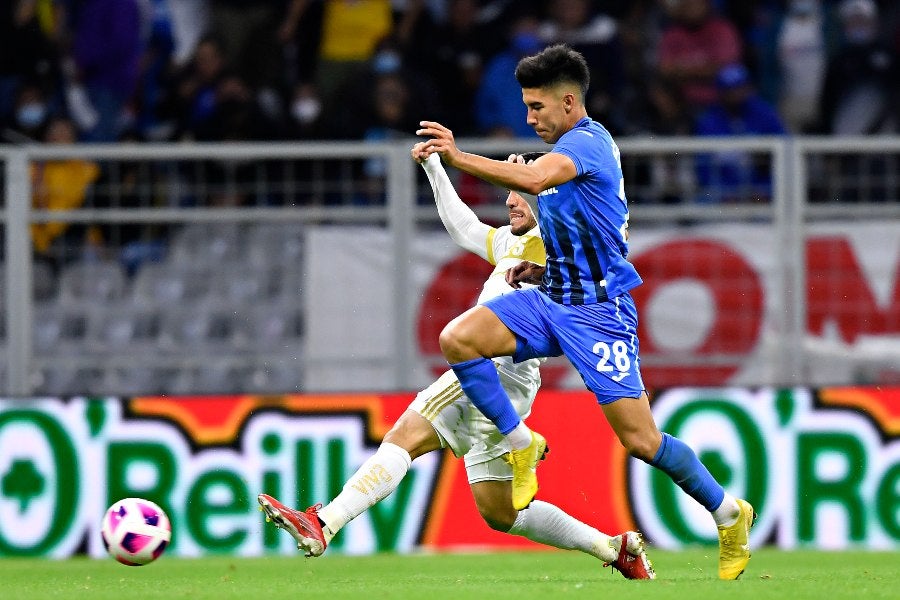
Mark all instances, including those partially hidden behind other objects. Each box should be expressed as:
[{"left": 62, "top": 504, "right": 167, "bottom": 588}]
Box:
[
  {"left": 407, "top": 369, "right": 473, "bottom": 457},
  {"left": 411, "top": 363, "right": 539, "bottom": 459},
  {"left": 481, "top": 288, "right": 562, "bottom": 361},
  {"left": 552, "top": 295, "right": 645, "bottom": 402}
]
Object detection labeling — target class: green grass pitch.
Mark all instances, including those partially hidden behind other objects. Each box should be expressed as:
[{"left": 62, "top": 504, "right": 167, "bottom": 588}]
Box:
[{"left": 2, "top": 549, "right": 897, "bottom": 600}]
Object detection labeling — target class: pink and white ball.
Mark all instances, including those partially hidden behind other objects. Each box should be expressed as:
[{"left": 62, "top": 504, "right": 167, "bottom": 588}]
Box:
[{"left": 101, "top": 498, "right": 171, "bottom": 566}]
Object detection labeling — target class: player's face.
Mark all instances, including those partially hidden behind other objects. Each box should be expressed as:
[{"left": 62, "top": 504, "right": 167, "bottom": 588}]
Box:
[
  {"left": 506, "top": 191, "right": 537, "bottom": 235},
  {"left": 522, "top": 86, "right": 571, "bottom": 144}
]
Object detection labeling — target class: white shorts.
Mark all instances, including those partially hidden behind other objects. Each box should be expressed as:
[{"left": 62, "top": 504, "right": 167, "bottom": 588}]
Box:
[{"left": 409, "top": 357, "right": 541, "bottom": 484}]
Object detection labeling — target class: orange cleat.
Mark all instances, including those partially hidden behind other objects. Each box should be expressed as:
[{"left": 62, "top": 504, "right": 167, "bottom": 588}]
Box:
[{"left": 258, "top": 494, "right": 327, "bottom": 557}]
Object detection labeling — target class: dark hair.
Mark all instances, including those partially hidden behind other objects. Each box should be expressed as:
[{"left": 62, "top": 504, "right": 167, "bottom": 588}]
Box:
[
  {"left": 519, "top": 151, "right": 547, "bottom": 163},
  {"left": 514, "top": 44, "right": 590, "bottom": 99}
]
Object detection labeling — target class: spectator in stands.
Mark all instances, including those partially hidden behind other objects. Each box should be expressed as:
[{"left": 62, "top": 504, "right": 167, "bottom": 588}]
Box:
[
  {"left": 694, "top": 63, "right": 786, "bottom": 203},
  {"left": 168, "top": 0, "right": 210, "bottom": 68},
  {"left": 696, "top": 63, "right": 786, "bottom": 137},
  {"left": 424, "top": 0, "right": 506, "bottom": 136},
  {"left": 820, "top": 0, "right": 900, "bottom": 135},
  {"left": 284, "top": 82, "right": 326, "bottom": 140},
  {"left": 69, "top": 0, "right": 144, "bottom": 142},
  {"left": 771, "top": 0, "right": 835, "bottom": 133},
  {"left": 278, "top": 0, "right": 324, "bottom": 87},
  {"left": 537, "top": 0, "right": 628, "bottom": 133},
  {"left": 208, "top": 0, "right": 283, "bottom": 90},
  {"left": 625, "top": 77, "right": 696, "bottom": 205},
  {"left": 631, "top": 77, "right": 693, "bottom": 137},
  {"left": 388, "top": 0, "right": 438, "bottom": 68},
  {"left": 161, "top": 33, "right": 227, "bottom": 140},
  {"left": 656, "top": 0, "right": 744, "bottom": 115},
  {"left": 191, "top": 72, "right": 282, "bottom": 205},
  {"left": 30, "top": 116, "right": 101, "bottom": 268},
  {"left": 618, "top": 0, "right": 668, "bottom": 90},
  {"left": 297, "top": 0, "right": 395, "bottom": 106},
  {"left": 0, "top": 0, "right": 60, "bottom": 122},
  {"left": 811, "top": 0, "right": 899, "bottom": 204},
  {"left": 2, "top": 81, "right": 54, "bottom": 143},
  {"left": 132, "top": 0, "right": 178, "bottom": 141},
  {"left": 334, "top": 34, "right": 441, "bottom": 138},
  {"left": 358, "top": 72, "right": 415, "bottom": 201},
  {"left": 475, "top": 12, "right": 545, "bottom": 138},
  {"left": 192, "top": 73, "right": 280, "bottom": 142},
  {"left": 279, "top": 0, "right": 432, "bottom": 94},
  {"left": 338, "top": 36, "right": 441, "bottom": 202}
]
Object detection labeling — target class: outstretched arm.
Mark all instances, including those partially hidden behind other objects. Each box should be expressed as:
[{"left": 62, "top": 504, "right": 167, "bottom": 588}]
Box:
[
  {"left": 414, "top": 149, "right": 492, "bottom": 259},
  {"left": 416, "top": 121, "right": 576, "bottom": 195}
]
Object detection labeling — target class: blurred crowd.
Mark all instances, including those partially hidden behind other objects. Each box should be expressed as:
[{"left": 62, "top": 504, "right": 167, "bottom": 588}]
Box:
[{"left": 2, "top": 0, "right": 899, "bottom": 148}]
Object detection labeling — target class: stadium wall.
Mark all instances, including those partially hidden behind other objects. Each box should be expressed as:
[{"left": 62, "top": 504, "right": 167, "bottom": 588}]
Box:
[
  {"left": 1, "top": 387, "right": 898, "bottom": 558},
  {"left": 306, "top": 220, "right": 900, "bottom": 390}
]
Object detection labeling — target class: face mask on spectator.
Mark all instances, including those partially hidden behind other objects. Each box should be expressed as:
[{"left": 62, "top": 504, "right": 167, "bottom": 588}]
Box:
[
  {"left": 16, "top": 102, "right": 47, "bottom": 128},
  {"left": 373, "top": 51, "right": 402, "bottom": 75},
  {"left": 292, "top": 98, "right": 322, "bottom": 124}
]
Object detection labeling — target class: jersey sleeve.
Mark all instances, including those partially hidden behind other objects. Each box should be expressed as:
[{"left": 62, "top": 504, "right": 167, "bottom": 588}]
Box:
[
  {"left": 422, "top": 154, "right": 494, "bottom": 259},
  {"left": 553, "top": 125, "right": 614, "bottom": 178}
]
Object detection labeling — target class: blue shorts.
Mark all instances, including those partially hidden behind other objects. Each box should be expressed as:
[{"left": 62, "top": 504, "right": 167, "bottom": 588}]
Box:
[{"left": 483, "top": 288, "right": 645, "bottom": 404}]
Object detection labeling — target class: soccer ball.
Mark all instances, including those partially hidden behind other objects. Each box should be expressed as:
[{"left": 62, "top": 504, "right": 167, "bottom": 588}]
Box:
[{"left": 101, "top": 498, "right": 171, "bottom": 566}]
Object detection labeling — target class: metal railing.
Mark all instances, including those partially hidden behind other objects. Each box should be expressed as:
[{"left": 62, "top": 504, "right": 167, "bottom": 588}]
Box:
[{"left": 2, "top": 135, "right": 899, "bottom": 396}]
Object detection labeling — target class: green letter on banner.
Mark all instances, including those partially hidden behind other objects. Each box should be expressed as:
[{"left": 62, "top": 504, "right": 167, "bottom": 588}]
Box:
[
  {"left": 797, "top": 432, "right": 866, "bottom": 541},
  {"left": 107, "top": 442, "right": 178, "bottom": 548},
  {"left": 0, "top": 411, "right": 79, "bottom": 555},
  {"left": 187, "top": 471, "right": 249, "bottom": 552},
  {"left": 876, "top": 463, "right": 900, "bottom": 540},
  {"left": 652, "top": 400, "right": 767, "bottom": 544}
]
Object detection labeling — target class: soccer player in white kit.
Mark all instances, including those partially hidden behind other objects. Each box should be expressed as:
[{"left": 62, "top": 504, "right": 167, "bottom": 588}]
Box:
[{"left": 258, "top": 150, "right": 654, "bottom": 579}]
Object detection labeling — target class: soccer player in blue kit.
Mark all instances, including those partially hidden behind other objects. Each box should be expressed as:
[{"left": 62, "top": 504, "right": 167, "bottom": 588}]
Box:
[{"left": 416, "top": 44, "right": 756, "bottom": 580}]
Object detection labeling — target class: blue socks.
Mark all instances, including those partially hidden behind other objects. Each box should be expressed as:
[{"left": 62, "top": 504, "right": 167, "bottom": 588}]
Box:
[
  {"left": 454, "top": 359, "right": 725, "bottom": 511},
  {"left": 450, "top": 357, "right": 520, "bottom": 435},
  {"left": 651, "top": 432, "right": 725, "bottom": 512}
]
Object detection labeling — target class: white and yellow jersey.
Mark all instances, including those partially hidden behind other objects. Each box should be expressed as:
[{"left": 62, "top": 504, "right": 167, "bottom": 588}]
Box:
[{"left": 479, "top": 224, "right": 545, "bottom": 305}]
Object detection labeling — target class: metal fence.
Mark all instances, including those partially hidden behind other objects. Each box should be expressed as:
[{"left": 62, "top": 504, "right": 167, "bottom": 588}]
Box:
[{"left": 1, "top": 136, "right": 899, "bottom": 396}]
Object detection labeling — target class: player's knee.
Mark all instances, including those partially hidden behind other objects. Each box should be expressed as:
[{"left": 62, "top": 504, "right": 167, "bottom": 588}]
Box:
[
  {"left": 382, "top": 411, "right": 440, "bottom": 459},
  {"left": 477, "top": 505, "right": 517, "bottom": 532},
  {"left": 439, "top": 322, "right": 468, "bottom": 358},
  {"left": 620, "top": 434, "right": 659, "bottom": 462}
]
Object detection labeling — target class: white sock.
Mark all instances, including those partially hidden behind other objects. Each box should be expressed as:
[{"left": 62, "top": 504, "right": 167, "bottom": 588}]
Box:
[
  {"left": 507, "top": 500, "right": 618, "bottom": 563},
  {"left": 507, "top": 421, "right": 533, "bottom": 450},
  {"left": 712, "top": 493, "right": 741, "bottom": 527},
  {"left": 317, "top": 442, "right": 412, "bottom": 542}
]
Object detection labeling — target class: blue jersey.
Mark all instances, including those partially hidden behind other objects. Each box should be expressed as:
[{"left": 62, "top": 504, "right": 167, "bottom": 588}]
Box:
[{"left": 537, "top": 117, "right": 642, "bottom": 304}]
